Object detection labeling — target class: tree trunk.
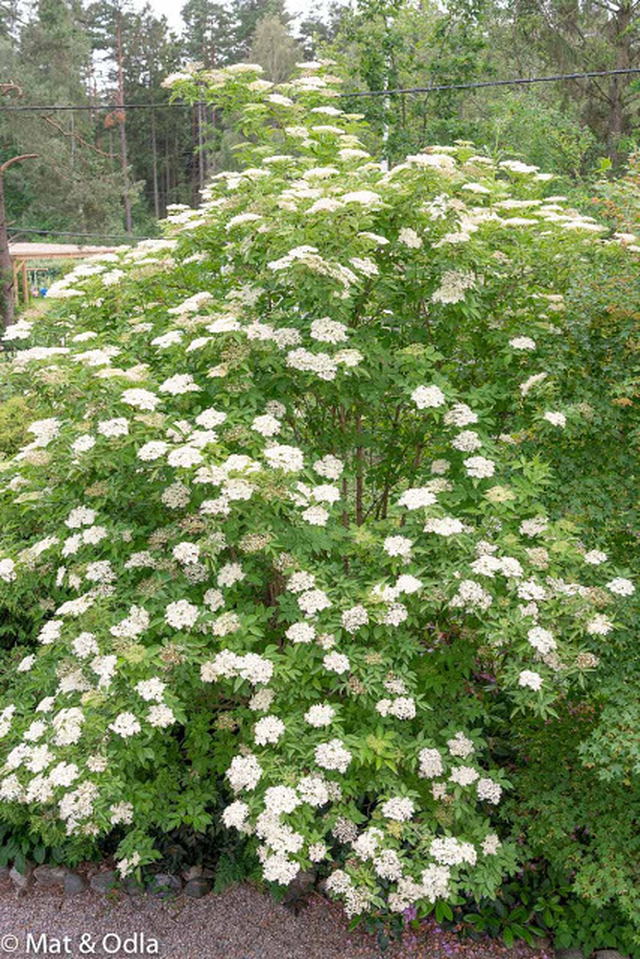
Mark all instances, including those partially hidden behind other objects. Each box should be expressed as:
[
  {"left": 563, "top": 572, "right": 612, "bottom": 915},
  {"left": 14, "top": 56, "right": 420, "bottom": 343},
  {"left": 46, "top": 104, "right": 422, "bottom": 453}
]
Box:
[
  {"left": 151, "top": 109, "right": 160, "bottom": 220},
  {"left": 607, "top": 1, "right": 632, "bottom": 163},
  {"left": 117, "top": 16, "right": 132, "bottom": 234},
  {"left": 0, "top": 154, "right": 38, "bottom": 330},
  {"left": 0, "top": 172, "right": 14, "bottom": 331}
]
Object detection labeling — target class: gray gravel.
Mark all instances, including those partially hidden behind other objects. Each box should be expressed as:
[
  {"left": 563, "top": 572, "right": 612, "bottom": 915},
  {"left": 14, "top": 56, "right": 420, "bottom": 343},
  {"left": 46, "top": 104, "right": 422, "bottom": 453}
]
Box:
[{"left": 0, "top": 878, "right": 551, "bottom": 959}]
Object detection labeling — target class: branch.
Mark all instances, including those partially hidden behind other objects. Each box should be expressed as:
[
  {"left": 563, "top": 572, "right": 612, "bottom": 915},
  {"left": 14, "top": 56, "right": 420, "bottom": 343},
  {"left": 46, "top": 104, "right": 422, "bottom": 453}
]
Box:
[
  {"left": 41, "top": 114, "right": 117, "bottom": 158},
  {"left": 0, "top": 154, "right": 38, "bottom": 175},
  {"left": 0, "top": 82, "right": 23, "bottom": 99}
]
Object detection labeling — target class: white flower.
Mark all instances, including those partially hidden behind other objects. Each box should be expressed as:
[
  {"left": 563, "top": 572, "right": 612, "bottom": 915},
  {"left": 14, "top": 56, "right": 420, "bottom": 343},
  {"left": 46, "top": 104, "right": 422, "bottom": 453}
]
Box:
[
  {"left": 398, "top": 487, "right": 437, "bottom": 510},
  {"left": 251, "top": 414, "right": 281, "bottom": 437},
  {"left": 424, "top": 517, "right": 465, "bottom": 536},
  {"left": 464, "top": 456, "right": 495, "bottom": 479},
  {"left": 167, "top": 446, "right": 203, "bottom": 469},
  {"left": 607, "top": 577, "right": 634, "bottom": 596},
  {"left": 218, "top": 562, "right": 245, "bottom": 588},
  {"left": 137, "top": 441, "right": 169, "bottom": 461},
  {"left": 482, "top": 834, "right": 501, "bottom": 856},
  {"left": 509, "top": 336, "right": 536, "bottom": 350},
  {"left": 296, "top": 589, "right": 330, "bottom": 618},
  {"left": 172, "top": 542, "right": 200, "bottom": 565},
  {"left": 222, "top": 801, "right": 250, "bottom": 830},
  {"left": 477, "top": 778, "right": 502, "bottom": 804},
  {"left": 0, "top": 558, "right": 16, "bottom": 583},
  {"left": 381, "top": 797, "right": 414, "bottom": 821},
  {"left": 165, "top": 600, "right": 199, "bottom": 630},
  {"left": 544, "top": 410, "right": 566, "bottom": 427},
  {"left": 304, "top": 704, "right": 335, "bottom": 727},
  {"left": 72, "top": 435, "right": 95, "bottom": 454},
  {"left": 449, "top": 765, "right": 479, "bottom": 786},
  {"left": 411, "top": 385, "right": 446, "bottom": 409},
  {"left": 444, "top": 404, "right": 478, "bottom": 427},
  {"left": 66, "top": 507, "right": 97, "bottom": 529},
  {"left": 520, "top": 372, "right": 548, "bottom": 396},
  {"left": 322, "top": 652, "right": 351, "bottom": 676},
  {"left": 583, "top": 550, "right": 607, "bottom": 565},
  {"left": 398, "top": 227, "right": 422, "bottom": 249},
  {"left": 286, "top": 622, "right": 315, "bottom": 644},
  {"left": 301, "top": 505, "right": 329, "bottom": 526},
  {"left": 527, "top": 627, "right": 556, "bottom": 654},
  {"left": 586, "top": 614, "right": 613, "bottom": 636},
  {"left": 519, "top": 516, "right": 548, "bottom": 537},
  {"left": 254, "top": 715, "right": 285, "bottom": 746},
  {"left": 135, "top": 678, "right": 166, "bottom": 702},
  {"left": 264, "top": 444, "right": 304, "bottom": 472},
  {"left": 447, "top": 732, "right": 474, "bottom": 757},
  {"left": 430, "top": 837, "right": 477, "bottom": 867},
  {"left": 97, "top": 418, "right": 129, "bottom": 438},
  {"left": 451, "top": 430, "right": 482, "bottom": 452},
  {"left": 313, "top": 455, "right": 343, "bottom": 479},
  {"left": 315, "top": 739, "right": 352, "bottom": 773},
  {"left": 226, "top": 754, "right": 262, "bottom": 792},
  {"left": 383, "top": 536, "right": 412, "bottom": 559},
  {"left": 341, "top": 605, "right": 368, "bottom": 633},
  {"left": 262, "top": 854, "right": 299, "bottom": 886},
  {"left": 418, "top": 748, "right": 444, "bottom": 779},
  {"left": 196, "top": 408, "right": 227, "bottom": 429},
  {"left": 518, "top": 669, "right": 543, "bottom": 691},
  {"left": 110, "top": 802, "right": 134, "bottom": 825},
  {"left": 109, "top": 712, "right": 141, "bottom": 738},
  {"left": 310, "top": 318, "right": 348, "bottom": 344},
  {"left": 121, "top": 389, "right": 159, "bottom": 411},
  {"left": 431, "top": 271, "right": 475, "bottom": 304}
]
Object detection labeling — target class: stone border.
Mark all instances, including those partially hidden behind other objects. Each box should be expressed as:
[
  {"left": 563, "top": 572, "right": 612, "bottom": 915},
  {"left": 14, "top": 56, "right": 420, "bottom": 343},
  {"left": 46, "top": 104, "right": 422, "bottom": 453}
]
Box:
[{"left": 1, "top": 863, "right": 211, "bottom": 900}]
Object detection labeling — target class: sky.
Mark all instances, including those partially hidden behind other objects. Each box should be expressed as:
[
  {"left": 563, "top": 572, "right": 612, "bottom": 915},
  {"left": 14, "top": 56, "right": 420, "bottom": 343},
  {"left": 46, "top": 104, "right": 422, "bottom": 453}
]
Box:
[{"left": 137, "top": 0, "right": 334, "bottom": 34}]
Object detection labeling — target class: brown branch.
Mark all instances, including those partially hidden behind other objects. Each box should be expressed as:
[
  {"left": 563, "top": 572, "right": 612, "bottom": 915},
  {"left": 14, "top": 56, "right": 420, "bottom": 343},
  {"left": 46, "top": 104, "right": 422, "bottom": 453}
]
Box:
[
  {"left": 0, "top": 83, "right": 23, "bottom": 99},
  {"left": 0, "top": 154, "right": 38, "bottom": 175},
  {"left": 41, "top": 115, "right": 117, "bottom": 159}
]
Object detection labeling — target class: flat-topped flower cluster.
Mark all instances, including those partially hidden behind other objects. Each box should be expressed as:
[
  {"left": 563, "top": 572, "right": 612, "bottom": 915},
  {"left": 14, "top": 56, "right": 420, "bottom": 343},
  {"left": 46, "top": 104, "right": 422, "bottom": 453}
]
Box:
[{"left": 0, "top": 61, "right": 635, "bottom": 916}]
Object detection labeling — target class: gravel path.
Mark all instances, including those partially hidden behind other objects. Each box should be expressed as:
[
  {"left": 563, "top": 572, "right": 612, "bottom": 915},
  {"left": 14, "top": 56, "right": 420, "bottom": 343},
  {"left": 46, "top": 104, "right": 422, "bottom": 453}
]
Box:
[{"left": 0, "top": 878, "right": 553, "bottom": 959}]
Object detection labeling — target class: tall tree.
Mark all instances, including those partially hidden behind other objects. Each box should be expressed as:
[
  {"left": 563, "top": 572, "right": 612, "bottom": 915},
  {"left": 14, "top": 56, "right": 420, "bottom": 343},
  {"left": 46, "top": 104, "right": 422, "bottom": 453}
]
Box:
[
  {"left": 182, "top": 0, "right": 237, "bottom": 67},
  {"left": 249, "top": 15, "right": 301, "bottom": 82},
  {"left": 234, "top": 0, "right": 288, "bottom": 55}
]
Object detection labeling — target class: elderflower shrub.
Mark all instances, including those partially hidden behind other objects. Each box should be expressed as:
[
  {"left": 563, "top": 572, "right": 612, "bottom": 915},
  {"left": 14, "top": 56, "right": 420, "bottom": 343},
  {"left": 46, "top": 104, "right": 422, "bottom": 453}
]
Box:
[{"left": 0, "top": 62, "right": 636, "bottom": 919}]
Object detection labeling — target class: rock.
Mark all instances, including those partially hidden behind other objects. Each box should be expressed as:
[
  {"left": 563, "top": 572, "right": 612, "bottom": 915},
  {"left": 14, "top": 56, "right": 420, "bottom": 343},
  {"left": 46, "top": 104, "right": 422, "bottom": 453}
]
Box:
[
  {"left": 184, "top": 877, "right": 211, "bottom": 899},
  {"left": 556, "top": 951, "right": 585, "bottom": 959},
  {"left": 123, "top": 877, "right": 145, "bottom": 897},
  {"left": 595, "top": 952, "right": 628, "bottom": 959},
  {"left": 64, "top": 873, "right": 88, "bottom": 895},
  {"left": 182, "top": 865, "right": 203, "bottom": 882},
  {"left": 149, "top": 873, "right": 182, "bottom": 898},
  {"left": 0, "top": 866, "right": 10, "bottom": 882},
  {"left": 34, "top": 865, "right": 67, "bottom": 887},
  {"left": 281, "top": 868, "right": 316, "bottom": 910},
  {"left": 90, "top": 871, "right": 118, "bottom": 893},
  {"left": 9, "top": 863, "right": 33, "bottom": 891}
]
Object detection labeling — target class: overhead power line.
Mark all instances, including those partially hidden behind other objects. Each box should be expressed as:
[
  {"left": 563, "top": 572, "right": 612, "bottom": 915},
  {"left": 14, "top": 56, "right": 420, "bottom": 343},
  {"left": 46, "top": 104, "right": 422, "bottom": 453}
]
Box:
[{"left": 0, "top": 67, "right": 639, "bottom": 112}]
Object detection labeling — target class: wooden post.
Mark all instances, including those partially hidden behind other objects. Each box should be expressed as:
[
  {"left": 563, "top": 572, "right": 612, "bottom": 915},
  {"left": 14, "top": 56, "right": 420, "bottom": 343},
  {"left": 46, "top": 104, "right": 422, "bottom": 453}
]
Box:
[{"left": 21, "top": 260, "right": 28, "bottom": 305}]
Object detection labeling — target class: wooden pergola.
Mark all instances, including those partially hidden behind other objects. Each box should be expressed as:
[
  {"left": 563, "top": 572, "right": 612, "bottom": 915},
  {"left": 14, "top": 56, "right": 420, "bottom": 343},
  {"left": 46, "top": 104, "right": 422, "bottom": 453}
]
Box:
[{"left": 8, "top": 242, "right": 120, "bottom": 306}]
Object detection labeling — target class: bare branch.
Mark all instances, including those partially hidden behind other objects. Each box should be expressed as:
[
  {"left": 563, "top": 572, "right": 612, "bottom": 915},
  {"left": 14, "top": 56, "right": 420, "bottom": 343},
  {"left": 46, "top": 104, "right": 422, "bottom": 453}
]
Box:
[
  {"left": 0, "top": 154, "right": 38, "bottom": 175},
  {"left": 0, "top": 82, "right": 23, "bottom": 99},
  {"left": 41, "top": 114, "right": 117, "bottom": 158}
]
